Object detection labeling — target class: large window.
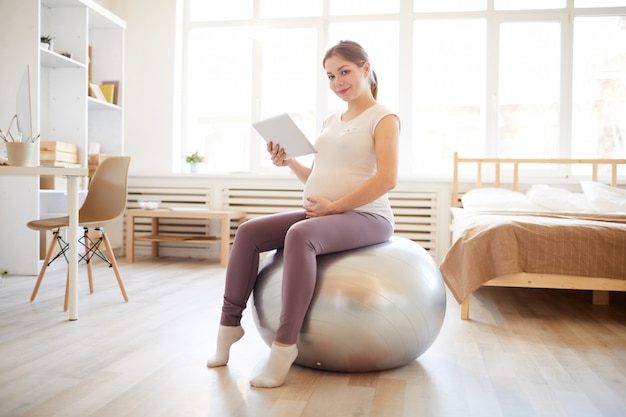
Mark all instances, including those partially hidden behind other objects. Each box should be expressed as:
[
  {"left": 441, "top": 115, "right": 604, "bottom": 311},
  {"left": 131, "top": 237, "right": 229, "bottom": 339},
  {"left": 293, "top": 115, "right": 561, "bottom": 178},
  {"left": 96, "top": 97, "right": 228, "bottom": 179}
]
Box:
[
  {"left": 182, "top": 0, "right": 626, "bottom": 176},
  {"left": 185, "top": 27, "right": 253, "bottom": 172},
  {"left": 497, "top": 21, "right": 561, "bottom": 158},
  {"left": 572, "top": 16, "right": 626, "bottom": 160},
  {"left": 412, "top": 19, "right": 486, "bottom": 170}
]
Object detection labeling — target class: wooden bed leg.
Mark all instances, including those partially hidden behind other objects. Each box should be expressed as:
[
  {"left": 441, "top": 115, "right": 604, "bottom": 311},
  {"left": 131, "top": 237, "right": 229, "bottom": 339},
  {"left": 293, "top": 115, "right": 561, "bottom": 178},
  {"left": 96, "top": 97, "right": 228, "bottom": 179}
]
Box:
[
  {"left": 461, "top": 295, "right": 470, "bottom": 320},
  {"left": 592, "top": 290, "right": 609, "bottom": 306}
]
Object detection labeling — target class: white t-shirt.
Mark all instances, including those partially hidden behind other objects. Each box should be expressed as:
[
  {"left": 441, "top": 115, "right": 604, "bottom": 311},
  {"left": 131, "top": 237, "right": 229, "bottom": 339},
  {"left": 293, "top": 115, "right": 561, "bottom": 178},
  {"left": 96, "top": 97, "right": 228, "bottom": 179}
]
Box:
[{"left": 303, "top": 103, "right": 397, "bottom": 225}]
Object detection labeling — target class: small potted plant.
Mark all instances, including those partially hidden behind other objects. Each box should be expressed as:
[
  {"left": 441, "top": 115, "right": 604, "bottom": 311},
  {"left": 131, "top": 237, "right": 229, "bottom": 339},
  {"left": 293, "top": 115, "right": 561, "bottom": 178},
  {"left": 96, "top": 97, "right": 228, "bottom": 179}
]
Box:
[
  {"left": 40, "top": 35, "right": 54, "bottom": 51},
  {"left": 185, "top": 151, "right": 205, "bottom": 173}
]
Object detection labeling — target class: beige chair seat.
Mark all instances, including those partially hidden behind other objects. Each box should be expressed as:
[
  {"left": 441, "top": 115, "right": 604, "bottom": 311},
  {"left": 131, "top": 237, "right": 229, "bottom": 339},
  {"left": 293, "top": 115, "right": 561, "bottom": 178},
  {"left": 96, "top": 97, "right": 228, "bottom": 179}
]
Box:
[{"left": 27, "top": 215, "right": 105, "bottom": 231}]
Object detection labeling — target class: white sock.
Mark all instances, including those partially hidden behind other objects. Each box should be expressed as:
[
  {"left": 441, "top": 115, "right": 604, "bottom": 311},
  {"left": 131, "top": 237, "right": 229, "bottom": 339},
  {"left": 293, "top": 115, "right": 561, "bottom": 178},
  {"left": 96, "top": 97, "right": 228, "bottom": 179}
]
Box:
[
  {"left": 206, "top": 325, "right": 244, "bottom": 368},
  {"left": 250, "top": 343, "right": 298, "bottom": 388}
]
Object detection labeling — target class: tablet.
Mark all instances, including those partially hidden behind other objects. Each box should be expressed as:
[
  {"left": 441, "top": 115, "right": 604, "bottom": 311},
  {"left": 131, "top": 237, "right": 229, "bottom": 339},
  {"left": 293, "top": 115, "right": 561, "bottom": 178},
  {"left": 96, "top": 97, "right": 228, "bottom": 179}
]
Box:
[{"left": 252, "top": 113, "right": 317, "bottom": 158}]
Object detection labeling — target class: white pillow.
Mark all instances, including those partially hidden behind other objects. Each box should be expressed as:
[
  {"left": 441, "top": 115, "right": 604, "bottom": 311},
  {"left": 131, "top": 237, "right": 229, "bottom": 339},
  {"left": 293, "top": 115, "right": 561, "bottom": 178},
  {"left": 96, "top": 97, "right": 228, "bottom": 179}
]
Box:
[
  {"left": 580, "top": 181, "right": 626, "bottom": 213},
  {"left": 526, "top": 184, "right": 593, "bottom": 212},
  {"left": 461, "top": 187, "right": 546, "bottom": 211}
]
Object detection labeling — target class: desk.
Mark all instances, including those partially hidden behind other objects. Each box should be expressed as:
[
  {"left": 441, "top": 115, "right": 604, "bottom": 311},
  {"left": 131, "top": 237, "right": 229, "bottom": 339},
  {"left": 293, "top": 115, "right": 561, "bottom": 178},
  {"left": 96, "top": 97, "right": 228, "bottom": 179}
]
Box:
[
  {"left": 0, "top": 165, "right": 88, "bottom": 321},
  {"left": 126, "top": 209, "right": 247, "bottom": 267}
]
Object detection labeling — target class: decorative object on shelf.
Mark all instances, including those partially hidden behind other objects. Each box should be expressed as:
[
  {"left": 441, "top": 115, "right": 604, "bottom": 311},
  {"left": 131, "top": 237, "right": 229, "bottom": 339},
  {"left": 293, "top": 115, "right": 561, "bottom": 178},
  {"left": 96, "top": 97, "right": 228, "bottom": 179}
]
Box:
[
  {"left": 59, "top": 51, "right": 72, "bottom": 59},
  {"left": 6, "top": 142, "right": 35, "bottom": 166},
  {"left": 99, "top": 84, "right": 115, "bottom": 104},
  {"left": 0, "top": 68, "right": 39, "bottom": 167},
  {"left": 138, "top": 199, "right": 161, "bottom": 210},
  {"left": 88, "top": 45, "right": 92, "bottom": 81},
  {"left": 40, "top": 141, "right": 79, "bottom": 164},
  {"left": 1, "top": 115, "right": 18, "bottom": 143},
  {"left": 88, "top": 142, "right": 101, "bottom": 154},
  {"left": 88, "top": 83, "right": 107, "bottom": 102},
  {"left": 16, "top": 65, "right": 36, "bottom": 143},
  {"left": 185, "top": 151, "right": 204, "bottom": 173},
  {"left": 102, "top": 81, "right": 119, "bottom": 105},
  {"left": 88, "top": 153, "right": 110, "bottom": 183},
  {"left": 40, "top": 35, "right": 53, "bottom": 51}
]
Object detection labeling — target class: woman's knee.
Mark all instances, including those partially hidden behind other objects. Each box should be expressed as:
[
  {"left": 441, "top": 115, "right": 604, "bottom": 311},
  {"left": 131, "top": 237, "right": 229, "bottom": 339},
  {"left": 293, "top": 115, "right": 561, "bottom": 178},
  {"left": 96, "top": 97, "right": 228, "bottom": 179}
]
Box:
[
  {"left": 284, "top": 222, "right": 311, "bottom": 245},
  {"left": 234, "top": 216, "right": 265, "bottom": 239}
]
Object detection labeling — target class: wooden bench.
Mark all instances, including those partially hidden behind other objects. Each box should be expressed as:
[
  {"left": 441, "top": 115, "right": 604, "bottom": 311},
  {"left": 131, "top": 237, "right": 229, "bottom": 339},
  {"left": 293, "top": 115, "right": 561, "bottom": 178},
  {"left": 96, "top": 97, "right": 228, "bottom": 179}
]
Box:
[{"left": 125, "top": 208, "right": 247, "bottom": 267}]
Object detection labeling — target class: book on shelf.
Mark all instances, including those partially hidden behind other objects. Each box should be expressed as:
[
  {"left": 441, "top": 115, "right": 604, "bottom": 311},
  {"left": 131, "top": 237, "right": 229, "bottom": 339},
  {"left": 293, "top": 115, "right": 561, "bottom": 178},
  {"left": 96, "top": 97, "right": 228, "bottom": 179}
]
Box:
[
  {"left": 99, "top": 84, "right": 114, "bottom": 104},
  {"left": 88, "top": 83, "right": 106, "bottom": 102},
  {"left": 102, "top": 81, "right": 119, "bottom": 105}
]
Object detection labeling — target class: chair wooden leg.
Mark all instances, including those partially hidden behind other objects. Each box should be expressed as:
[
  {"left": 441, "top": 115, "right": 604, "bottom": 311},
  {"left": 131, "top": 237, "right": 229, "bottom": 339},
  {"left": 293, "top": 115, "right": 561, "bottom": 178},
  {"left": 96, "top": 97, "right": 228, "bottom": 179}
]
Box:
[
  {"left": 30, "top": 231, "right": 60, "bottom": 302},
  {"left": 63, "top": 268, "right": 69, "bottom": 312},
  {"left": 102, "top": 232, "right": 128, "bottom": 302},
  {"left": 84, "top": 229, "right": 95, "bottom": 294},
  {"left": 461, "top": 295, "right": 471, "bottom": 320}
]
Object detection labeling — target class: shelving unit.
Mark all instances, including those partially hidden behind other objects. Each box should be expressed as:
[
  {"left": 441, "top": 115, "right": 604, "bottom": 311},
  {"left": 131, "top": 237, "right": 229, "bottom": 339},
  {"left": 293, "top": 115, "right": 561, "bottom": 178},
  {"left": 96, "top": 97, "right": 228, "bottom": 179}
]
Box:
[
  {"left": 0, "top": 0, "right": 125, "bottom": 275},
  {"left": 40, "top": 0, "right": 125, "bottom": 166}
]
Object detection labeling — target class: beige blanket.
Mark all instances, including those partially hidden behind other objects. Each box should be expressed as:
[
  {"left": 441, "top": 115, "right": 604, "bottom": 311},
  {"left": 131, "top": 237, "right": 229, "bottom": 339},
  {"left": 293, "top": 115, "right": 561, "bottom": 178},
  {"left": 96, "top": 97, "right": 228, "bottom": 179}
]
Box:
[{"left": 439, "top": 211, "right": 626, "bottom": 304}]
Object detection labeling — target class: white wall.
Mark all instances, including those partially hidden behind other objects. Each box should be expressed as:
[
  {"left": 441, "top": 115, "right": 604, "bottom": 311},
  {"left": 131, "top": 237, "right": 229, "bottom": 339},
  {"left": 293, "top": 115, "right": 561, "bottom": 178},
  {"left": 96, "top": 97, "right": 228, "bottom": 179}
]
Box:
[
  {"left": 0, "top": 0, "right": 44, "bottom": 275},
  {"left": 106, "top": 0, "right": 179, "bottom": 175}
]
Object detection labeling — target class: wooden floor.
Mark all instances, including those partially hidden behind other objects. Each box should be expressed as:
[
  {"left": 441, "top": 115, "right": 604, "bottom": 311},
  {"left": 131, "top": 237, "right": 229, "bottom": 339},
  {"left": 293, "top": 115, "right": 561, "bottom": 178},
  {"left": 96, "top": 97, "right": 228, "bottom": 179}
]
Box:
[{"left": 0, "top": 257, "right": 625, "bottom": 417}]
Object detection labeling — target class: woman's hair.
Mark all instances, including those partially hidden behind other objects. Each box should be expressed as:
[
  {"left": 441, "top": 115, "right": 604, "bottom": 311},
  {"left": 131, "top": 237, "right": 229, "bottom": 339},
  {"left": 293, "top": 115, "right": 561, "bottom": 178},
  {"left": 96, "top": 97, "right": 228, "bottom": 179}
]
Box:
[{"left": 323, "top": 40, "right": 378, "bottom": 100}]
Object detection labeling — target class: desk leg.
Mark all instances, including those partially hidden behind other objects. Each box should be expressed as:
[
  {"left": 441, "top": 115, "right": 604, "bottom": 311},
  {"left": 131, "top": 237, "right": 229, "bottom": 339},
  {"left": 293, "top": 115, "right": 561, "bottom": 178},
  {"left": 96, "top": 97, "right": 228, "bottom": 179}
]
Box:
[
  {"left": 126, "top": 213, "right": 135, "bottom": 263},
  {"left": 67, "top": 176, "right": 80, "bottom": 321}
]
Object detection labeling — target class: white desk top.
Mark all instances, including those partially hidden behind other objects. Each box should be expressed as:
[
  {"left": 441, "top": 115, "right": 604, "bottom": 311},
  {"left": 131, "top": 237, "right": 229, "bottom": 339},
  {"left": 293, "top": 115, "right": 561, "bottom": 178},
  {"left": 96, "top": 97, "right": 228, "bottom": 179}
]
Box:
[{"left": 0, "top": 165, "right": 88, "bottom": 176}]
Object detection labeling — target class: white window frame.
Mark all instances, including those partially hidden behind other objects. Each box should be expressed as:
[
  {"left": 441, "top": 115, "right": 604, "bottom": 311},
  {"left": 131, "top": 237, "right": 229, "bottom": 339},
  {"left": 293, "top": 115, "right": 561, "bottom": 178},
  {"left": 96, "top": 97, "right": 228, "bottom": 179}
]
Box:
[{"left": 180, "top": 0, "right": 626, "bottom": 177}]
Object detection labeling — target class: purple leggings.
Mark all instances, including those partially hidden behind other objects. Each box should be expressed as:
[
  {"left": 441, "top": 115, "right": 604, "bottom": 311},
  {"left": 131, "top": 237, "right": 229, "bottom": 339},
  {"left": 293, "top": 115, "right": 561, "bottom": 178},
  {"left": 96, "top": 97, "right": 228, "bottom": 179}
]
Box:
[{"left": 220, "top": 210, "right": 393, "bottom": 344}]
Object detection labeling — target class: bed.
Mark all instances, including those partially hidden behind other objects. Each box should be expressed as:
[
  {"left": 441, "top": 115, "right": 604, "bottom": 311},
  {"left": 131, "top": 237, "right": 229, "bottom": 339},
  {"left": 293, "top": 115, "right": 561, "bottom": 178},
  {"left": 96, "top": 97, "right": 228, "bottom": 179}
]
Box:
[{"left": 440, "top": 152, "right": 626, "bottom": 320}]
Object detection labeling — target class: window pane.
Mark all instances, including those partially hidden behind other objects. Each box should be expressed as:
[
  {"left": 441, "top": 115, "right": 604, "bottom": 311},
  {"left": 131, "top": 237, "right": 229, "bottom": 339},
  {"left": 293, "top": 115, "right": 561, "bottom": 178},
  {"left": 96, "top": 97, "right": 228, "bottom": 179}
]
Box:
[
  {"left": 413, "top": 20, "right": 486, "bottom": 174},
  {"left": 414, "top": 0, "right": 486, "bottom": 12},
  {"left": 329, "top": 0, "right": 399, "bottom": 16},
  {"left": 260, "top": 0, "right": 322, "bottom": 18},
  {"left": 186, "top": 27, "right": 252, "bottom": 172},
  {"left": 189, "top": 0, "right": 252, "bottom": 21},
  {"left": 257, "top": 28, "right": 318, "bottom": 169},
  {"left": 575, "top": 0, "right": 626, "bottom": 7},
  {"left": 495, "top": 0, "right": 565, "bottom": 10},
  {"left": 572, "top": 16, "right": 626, "bottom": 160},
  {"left": 498, "top": 22, "right": 561, "bottom": 158}
]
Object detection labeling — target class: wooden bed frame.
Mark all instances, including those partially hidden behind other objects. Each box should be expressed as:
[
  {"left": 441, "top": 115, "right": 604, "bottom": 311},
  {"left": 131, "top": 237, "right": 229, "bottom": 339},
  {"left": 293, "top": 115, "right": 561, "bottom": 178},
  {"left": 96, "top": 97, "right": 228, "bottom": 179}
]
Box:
[{"left": 451, "top": 152, "right": 626, "bottom": 320}]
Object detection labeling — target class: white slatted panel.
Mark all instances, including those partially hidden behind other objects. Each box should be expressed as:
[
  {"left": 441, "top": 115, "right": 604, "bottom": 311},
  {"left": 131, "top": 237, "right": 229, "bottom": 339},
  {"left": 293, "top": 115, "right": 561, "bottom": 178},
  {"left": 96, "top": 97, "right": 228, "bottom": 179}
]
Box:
[
  {"left": 222, "top": 187, "right": 303, "bottom": 219},
  {"left": 390, "top": 189, "right": 439, "bottom": 257},
  {"left": 125, "top": 177, "right": 446, "bottom": 261},
  {"left": 222, "top": 187, "right": 441, "bottom": 258}
]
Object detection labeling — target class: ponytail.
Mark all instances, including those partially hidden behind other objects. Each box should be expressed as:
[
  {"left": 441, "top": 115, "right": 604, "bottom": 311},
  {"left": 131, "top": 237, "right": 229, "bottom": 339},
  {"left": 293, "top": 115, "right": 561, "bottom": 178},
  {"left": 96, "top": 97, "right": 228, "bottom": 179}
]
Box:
[{"left": 369, "top": 69, "right": 378, "bottom": 100}]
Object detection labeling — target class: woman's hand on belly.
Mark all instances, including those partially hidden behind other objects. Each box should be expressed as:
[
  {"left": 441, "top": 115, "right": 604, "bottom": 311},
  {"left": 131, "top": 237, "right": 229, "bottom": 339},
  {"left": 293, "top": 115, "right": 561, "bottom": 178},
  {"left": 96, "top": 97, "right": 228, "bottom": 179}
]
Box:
[{"left": 304, "top": 196, "right": 338, "bottom": 218}]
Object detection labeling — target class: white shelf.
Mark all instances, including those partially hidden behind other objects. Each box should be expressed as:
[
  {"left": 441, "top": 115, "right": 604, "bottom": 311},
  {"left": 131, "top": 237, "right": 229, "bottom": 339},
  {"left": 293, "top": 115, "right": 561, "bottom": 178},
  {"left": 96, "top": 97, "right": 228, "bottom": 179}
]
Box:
[
  {"left": 40, "top": 48, "right": 85, "bottom": 69},
  {"left": 41, "top": 0, "right": 125, "bottom": 29},
  {"left": 41, "top": 0, "right": 81, "bottom": 7},
  {"left": 88, "top": 96, "right": 122, "bottom": 111},
  {"left": 89, "top": 3, "right": 126, "bottom": 29}
]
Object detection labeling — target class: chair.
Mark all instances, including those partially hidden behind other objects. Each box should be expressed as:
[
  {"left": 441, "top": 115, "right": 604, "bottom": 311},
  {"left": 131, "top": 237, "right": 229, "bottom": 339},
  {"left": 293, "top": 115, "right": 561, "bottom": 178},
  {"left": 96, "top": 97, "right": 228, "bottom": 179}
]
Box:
[{"left": 27, "top": 156, "right": 131, "bottom": 310}]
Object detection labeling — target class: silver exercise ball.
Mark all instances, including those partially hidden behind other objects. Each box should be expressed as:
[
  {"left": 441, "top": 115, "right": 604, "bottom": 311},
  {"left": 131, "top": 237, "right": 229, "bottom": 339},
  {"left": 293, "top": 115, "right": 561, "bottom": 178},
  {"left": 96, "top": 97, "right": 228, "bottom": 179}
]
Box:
[{"left": 251, "top": 236, "right": 446, "bottom": 372}]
